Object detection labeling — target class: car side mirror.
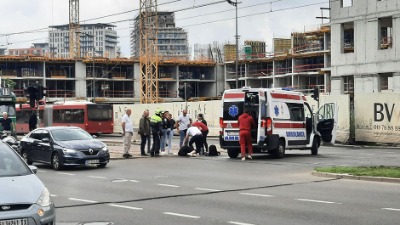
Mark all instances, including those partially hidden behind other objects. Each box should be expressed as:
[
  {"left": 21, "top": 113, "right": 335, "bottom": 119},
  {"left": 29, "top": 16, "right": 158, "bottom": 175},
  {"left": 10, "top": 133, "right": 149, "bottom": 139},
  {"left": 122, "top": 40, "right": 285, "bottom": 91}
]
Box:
[
  {"left": 29, "top": 165, "right": 38, "bottom": 174},
  {"left": 42, "top": 138, "right": 50, "bottom": 143}
]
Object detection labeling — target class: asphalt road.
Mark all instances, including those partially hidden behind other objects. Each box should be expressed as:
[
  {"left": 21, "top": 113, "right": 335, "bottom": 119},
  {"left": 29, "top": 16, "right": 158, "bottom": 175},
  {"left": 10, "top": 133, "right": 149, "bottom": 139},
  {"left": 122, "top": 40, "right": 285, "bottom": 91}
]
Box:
[{"left": 34, "top": 141, "right": 400, "bottom": 225}]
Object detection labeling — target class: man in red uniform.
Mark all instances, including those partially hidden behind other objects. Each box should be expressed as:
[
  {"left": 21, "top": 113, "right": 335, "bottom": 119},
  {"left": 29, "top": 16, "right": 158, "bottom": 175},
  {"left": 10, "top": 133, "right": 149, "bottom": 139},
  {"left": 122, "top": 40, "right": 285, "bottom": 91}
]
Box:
[{"left": 238, "top": 108, "right": 256, "bottom": 161}]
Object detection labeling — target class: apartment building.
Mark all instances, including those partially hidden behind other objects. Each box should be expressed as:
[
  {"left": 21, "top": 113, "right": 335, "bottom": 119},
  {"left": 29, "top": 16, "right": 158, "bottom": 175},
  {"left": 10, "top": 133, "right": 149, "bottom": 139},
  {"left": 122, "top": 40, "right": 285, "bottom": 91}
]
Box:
[
  {"left": 131, "top": 11, "right": 189, "bottom": 60},
  {"left": 49, "top": 23, "right": 120, "bottom": 59},
  {"left": 330, "top": 0, "right": 400, "bottom": 94}
]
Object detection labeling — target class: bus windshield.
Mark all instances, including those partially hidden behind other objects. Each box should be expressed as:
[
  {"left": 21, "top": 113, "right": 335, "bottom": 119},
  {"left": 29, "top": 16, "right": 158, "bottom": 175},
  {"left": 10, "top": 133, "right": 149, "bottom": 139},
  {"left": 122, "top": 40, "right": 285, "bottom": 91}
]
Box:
[
  {"left": 87, "top": 104, "right": 113, "bottom": 121},
  {"left": 0, "top": 105, "right": 16, "bottom": 117}
]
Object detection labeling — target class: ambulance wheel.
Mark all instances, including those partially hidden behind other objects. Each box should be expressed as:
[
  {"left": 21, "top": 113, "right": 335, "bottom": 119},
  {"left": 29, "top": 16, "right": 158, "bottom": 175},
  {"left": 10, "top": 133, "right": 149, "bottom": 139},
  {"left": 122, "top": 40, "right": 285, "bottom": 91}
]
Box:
[
  {"left": 311, "top": 137, "right": 319, "bottom": 155},
  {"left": 227, "top": 149, "right": 239, "bottom": 158},
  {"left": 273, "top": 140, "right": 285, "bottom": 159}
]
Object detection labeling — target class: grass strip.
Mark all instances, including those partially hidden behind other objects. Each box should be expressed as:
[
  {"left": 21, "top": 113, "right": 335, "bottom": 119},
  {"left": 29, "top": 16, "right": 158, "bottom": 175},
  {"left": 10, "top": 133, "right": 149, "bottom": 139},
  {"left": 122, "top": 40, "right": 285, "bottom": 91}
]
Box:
[{"left": 315, "top": 166, "right": 400, "bottom": 178}]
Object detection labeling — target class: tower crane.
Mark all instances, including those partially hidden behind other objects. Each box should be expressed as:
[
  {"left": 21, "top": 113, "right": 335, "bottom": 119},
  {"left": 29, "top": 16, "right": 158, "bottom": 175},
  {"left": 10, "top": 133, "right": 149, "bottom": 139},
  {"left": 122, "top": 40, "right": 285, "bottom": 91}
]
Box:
[
  {"left": 69, "top": 0, "right": 80, "bottom": 58},
  {"left": 139, "top": 0, "right": 159, "bottom": 103}
]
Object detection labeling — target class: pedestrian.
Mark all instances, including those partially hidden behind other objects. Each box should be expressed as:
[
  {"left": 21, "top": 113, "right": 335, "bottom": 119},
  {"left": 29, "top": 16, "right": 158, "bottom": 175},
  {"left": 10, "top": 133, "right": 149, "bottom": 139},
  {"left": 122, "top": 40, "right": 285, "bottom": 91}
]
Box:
[
  {"left": 1, "top": 112, "right": 15, "bottom": 135},
  {"left": 121, "top": 109, "right": 133, "bottom": 158},
  {"left": 175, "top": 109, "right": 192, "bottom": 147},
  {"left": 182, "top": 124, "right": 203, "bottom": 155},
  {"left": 165, "top": 112, "right": 175, "bottom": 155},
  {"left": 160, "top": 111, "right": 168, "bottom": 155},
  {"left": 150, "top": 108, "right": 163, "bottom": 157},
  {"left": 138, "top": 109, "right": 150, "bottom": 156},
  {"left": 192, "top": 113, "right": 208, "bottom": 155},
  {"left": 238, "top": 108, "right": 256, "bottom": 161},
  {"left": 28, "top": 111, "right": 38, "bottom": 131}
]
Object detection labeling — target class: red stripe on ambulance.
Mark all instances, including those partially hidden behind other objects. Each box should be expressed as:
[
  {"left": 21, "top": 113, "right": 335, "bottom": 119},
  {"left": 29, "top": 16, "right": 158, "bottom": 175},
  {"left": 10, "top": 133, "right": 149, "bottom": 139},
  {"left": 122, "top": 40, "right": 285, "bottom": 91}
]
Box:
[
  {"left": 274, "top": 122, "right": 305, "bottom": 129},
  {"left": 224, "top": 93, "right": 245, "bottom": 99},
  {"left": 271, "top": 93, "right": 301, "bottom": 100}
]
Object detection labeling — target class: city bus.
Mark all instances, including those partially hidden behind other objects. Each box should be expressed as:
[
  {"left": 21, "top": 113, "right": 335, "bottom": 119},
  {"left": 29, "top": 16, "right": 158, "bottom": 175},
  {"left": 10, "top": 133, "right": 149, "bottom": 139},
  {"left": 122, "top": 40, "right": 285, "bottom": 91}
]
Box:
[
  {"left": 16, "top": 101, "right": 113, "bottom": 135},
  {"left": 0, "top": 87, "right": 17, "bottom": 132}
]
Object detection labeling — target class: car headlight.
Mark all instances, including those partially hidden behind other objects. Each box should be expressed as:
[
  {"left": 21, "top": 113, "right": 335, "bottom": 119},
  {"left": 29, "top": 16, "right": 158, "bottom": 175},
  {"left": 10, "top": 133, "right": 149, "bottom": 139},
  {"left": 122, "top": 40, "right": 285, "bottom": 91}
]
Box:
[
  {"left": 102, "top": 146, "right": 108, "bottom": 152},
  {"left": 37, "top": 187, "right": 52, "bottom": 207},
  {"left": 62, "top": 148, "right": 77, "bottom": 154}
]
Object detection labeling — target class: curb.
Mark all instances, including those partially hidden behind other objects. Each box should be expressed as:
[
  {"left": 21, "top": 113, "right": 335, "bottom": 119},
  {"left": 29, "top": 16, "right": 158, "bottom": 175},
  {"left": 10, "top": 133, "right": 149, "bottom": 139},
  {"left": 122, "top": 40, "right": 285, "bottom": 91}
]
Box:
[{"left": 312, "top": 171, "right": 400, "bottom": 184}]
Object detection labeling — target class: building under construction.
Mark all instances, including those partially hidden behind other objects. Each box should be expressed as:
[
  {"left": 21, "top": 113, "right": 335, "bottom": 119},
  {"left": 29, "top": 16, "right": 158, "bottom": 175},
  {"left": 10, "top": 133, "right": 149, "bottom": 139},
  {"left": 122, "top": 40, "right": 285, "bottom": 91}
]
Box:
[
  {"left": 49, "top": 23, "right": 120, "bottom": 59},
  {"left": 131, "top": 11, "right": 189, "bottom": 60}
]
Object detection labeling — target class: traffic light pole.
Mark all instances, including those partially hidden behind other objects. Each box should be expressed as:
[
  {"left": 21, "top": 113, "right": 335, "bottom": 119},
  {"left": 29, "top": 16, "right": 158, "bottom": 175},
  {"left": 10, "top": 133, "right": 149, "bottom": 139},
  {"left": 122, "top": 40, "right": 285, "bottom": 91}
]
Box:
[{"left": 184, "top": 82, "right": 187, "bottom": 109}]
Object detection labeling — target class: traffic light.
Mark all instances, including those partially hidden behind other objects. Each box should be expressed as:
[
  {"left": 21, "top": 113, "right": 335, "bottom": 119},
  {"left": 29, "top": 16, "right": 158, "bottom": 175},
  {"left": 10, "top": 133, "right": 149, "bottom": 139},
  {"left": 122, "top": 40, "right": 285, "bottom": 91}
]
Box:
[
  {"left": 178, "top": 86, "right": 185, "bottom": 99},
  {"left": 311, "top": 86, "right": 319, "bottom": 101}
]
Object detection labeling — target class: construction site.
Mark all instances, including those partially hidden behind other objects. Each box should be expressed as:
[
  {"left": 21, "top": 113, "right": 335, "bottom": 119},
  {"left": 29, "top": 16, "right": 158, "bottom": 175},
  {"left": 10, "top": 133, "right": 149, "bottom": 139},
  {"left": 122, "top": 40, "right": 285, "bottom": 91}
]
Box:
[{"left": 0, "top": 0, "right": 334, "bottom": 105}]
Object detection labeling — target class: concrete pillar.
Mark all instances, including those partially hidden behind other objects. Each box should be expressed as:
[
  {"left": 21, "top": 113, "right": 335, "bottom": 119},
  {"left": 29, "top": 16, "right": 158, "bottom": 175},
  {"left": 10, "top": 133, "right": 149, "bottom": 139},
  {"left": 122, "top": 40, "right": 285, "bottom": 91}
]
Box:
[
  {"left": 133, "top": 62, "right": 141, "bottom": 99},
  {"left": 75, "top": 61, "right": 87, "bottom": 98},
  {"left": 330, "top": 77, "right": 343, "bottom": 95}
]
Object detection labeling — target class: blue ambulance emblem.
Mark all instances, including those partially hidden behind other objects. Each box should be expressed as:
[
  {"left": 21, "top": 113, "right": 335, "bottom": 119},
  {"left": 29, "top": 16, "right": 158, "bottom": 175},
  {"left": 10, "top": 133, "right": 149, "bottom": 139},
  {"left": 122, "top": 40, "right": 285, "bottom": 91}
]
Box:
[{"left": 228, "top": 105, "right": 239, "bottom": 117}]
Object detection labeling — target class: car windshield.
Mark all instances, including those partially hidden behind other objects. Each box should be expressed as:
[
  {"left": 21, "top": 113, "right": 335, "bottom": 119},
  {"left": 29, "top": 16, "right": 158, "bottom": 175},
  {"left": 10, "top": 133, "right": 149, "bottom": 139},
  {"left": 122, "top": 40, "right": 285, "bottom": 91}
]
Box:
[
  {"left": 51, "top": 128, "right": 93, "bottom": 141},
  {"left": 0, "top": 143, "right": 32, "bottom": 177}
]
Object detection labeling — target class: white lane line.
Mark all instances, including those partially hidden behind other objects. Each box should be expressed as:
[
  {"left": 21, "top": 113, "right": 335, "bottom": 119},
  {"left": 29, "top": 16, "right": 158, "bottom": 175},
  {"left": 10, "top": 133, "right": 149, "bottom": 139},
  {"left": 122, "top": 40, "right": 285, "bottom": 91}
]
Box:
[
  {"left": 109, "top": 204, "right": 143, "bottom": 210},
  {"left": 228, "top": 221, "right": 255, "bottom": 225},
  {"left": 382, "top": 208, "right": 400, "bottom": 212},
  {"left": 68, "top": 198, "right": 98, "bottom": 203},
  {"left": 58, "top": 172, "right": 75, "bottom": 176},
  {"left": 50, "top": 194, "right": 58, "bottom": 197},
  {"left": 240, "top": 193, "right": 274, "bottom": 198},
  {"left": 163, "top": 212, "right": 200, "bottom": 219},
  {"left": 88, "top": 176, "right": 106, "bottom": 179},
  {"left": 129, "top": 180, "right": 140, "bottom": 183},
  {"left": 157, "top": 183, "right": 180, "bottom": 188},
  {"left": 296, "top": 198, "right": 341, "bottom": 204},
  {"left": 195, "top": 188, "right": 222, "bottom": 192}
]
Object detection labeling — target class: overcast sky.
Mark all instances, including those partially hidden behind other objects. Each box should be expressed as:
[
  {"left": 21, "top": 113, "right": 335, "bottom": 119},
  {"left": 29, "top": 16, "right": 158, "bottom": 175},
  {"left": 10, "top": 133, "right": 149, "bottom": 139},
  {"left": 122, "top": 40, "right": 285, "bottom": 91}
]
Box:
[{"left": 0, "top": 0, "right": 329, "bottom": 57}]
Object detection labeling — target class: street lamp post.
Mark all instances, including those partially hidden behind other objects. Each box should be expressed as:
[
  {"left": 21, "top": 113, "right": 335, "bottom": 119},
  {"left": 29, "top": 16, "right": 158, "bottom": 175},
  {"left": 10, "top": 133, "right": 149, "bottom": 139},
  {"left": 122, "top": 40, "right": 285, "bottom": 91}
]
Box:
[
  {"left": 226, "top": 0, "right": 240, "bottom": 89},
  {"left": 80, "top": 28, "right": 96, "bottom": 101}
]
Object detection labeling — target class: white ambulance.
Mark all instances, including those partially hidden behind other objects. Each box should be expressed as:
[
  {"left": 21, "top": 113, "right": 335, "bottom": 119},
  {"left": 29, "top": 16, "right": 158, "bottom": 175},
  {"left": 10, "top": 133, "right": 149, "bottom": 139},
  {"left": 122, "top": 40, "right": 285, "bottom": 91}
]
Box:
[{"left": 219, "top": 87, "right": 337, "bottom": 159}]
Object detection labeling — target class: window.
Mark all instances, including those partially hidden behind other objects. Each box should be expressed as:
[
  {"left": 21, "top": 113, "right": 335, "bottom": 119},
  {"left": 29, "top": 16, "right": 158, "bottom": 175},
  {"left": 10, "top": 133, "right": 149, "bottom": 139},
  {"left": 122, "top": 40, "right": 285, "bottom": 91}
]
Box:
[
  {"left": 342, "top": 22, "right": 354, "bottom": 53},
  {"left": 379, "top": 73, "right": 393, "bottom": 91},
  {"left": 379, "top": 17, "right": 393, "bottom": 50},
  {"left": 343, "top": 76, "right": 354, "bottom": 93},
  {"left": 341, "top": 0, "right": 353, "bottom": 7},
  {"left": 53, "top": 109, "right": 84, "bottom": 123},
  {"left": 287, "top": 103, "right": 305, "bottom": 121}
]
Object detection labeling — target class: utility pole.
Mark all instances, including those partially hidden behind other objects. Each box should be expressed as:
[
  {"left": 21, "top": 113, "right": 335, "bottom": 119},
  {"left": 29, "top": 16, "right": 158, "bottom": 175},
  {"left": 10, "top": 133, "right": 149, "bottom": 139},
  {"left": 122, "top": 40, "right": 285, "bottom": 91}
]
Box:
[
  {"left": 226, "top": 0, "right": 240, "bottom": 89},
  {"left": 92, "top": 27, "right": 95, "bottom": 102}
]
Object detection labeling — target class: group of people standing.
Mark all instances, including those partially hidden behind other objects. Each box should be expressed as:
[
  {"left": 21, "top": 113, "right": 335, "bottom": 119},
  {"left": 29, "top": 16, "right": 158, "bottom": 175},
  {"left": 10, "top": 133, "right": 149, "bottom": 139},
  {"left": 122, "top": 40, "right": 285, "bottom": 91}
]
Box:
[{"left": 121, "top": 108, "right": 208, "bottom": 158}]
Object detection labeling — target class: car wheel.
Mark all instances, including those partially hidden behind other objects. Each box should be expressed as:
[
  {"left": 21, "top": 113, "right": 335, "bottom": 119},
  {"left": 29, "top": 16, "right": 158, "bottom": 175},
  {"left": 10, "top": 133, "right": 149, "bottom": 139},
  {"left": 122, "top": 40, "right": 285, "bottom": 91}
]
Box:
[
  {"left": 273, "top": 139, "right": 285, "bottom": 159},
  {"left": 311, "top": 137, "right": 319, "bottom": 155},
  {"left": 97, "top": 163, "right": 107, "bottom": 168},
  {"left": 227, "top": 148, "right": 239, "bottom": 158},
  {"left": 51, "top": 153, "right": 63, "bottom": 170},
  {"left": 21, "top": 150, "right": 33, "bottom": 165}
]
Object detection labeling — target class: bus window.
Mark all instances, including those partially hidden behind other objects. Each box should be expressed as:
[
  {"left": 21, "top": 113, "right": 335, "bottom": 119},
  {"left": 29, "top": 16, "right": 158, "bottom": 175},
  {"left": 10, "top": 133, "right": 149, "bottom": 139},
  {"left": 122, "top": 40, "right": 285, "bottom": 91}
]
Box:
[
  {"left": 53, "top": 109, "right": 84, "bottom": 123},
  {"left": 0, "top": 105, "right": 16, "bottom": 116},
  {"left": 87, "top": 105, "right": 112, "bottom": 121}
]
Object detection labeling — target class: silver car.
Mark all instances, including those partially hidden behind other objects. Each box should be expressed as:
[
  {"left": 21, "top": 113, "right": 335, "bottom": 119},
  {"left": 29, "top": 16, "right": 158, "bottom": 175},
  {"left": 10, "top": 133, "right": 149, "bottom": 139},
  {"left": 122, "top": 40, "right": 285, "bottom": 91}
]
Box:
[{"left": 0, "top": 142, "right": 56, "bottom": 224}]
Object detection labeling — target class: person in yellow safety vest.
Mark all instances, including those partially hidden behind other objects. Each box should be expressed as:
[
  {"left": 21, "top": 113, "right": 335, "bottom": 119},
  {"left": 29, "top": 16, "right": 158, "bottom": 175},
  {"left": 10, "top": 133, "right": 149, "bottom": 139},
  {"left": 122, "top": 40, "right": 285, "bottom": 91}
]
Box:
[{"left": 150, "top": 108, "right": 163, "bottom": 157}]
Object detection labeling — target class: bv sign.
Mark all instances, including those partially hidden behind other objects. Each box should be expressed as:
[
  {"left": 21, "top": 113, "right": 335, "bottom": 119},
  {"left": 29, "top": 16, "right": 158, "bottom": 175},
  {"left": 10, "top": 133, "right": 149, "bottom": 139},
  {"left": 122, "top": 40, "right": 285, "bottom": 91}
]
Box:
[{"left": 356, "top": 94, "right": 400, "bottom": 143}]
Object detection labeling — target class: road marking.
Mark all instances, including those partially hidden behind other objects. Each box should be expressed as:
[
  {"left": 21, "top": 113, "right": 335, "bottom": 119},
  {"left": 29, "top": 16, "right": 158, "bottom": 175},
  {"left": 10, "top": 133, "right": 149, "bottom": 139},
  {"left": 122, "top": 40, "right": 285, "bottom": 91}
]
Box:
[
  {"left": 58, "top": 172, "right": 75, "bottom": 176},
  {"left": 109, "top": 204, "right": 143, "bottom": 210},
  {"left": 163, "top": 212, "right": 200, "bottom": 219},
  {"left": 129, "top": 180, "right": 140, "bottom": 183},
  {"left": 157, "top": 183, "right": 180, "bottom": 188},
  {"left": 88, "top": 176, "right": 106, "bottom": 179},
  {"left": 50, "top": 194, "right": 58, "bottom": 197},
  {"left": 228, "top": 221, "right": 255, "bottom": 225},
  {"left": 68, "top": 198, "right": 98, "bottom": 203},
  {"left": 111, "top": 179, "right": 129, "bottom": 183},
  {"left": 195, "top": 188, "right": 222, "bottom": 192},
  {"left": 240, "top": 193, "right": 274, "bottom": 198},
  {"left": 296, "top": 199, "right": 341, "bottom": 204},
  {"left": 382, "top": 208, "right": 400, "bottom": 212}
]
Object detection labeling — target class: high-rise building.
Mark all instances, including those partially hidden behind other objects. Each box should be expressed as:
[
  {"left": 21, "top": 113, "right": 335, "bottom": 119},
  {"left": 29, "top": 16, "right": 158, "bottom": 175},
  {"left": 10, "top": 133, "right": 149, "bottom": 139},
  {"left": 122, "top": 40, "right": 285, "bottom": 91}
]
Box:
[
  {"left": 49, "top": 23, "right": 119, "bottom": 59},
  {"left": 131, "top": 11, "right": 189, "bottom": 60}
]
